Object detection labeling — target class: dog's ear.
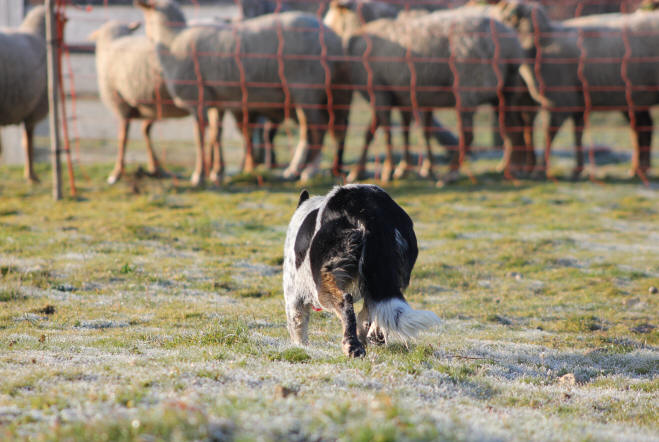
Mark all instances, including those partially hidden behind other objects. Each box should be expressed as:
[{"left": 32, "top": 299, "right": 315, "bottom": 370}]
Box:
[
  {"left": 294, "top": 209, "right": 318, "bottom": 268},
  {"left": 297, "top": 189, "right": 310, "bottom": 208}
]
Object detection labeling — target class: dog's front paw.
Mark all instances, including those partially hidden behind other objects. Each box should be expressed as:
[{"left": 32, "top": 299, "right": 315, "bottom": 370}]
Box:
[{"left": 342, "top": 339, "right": 366, "bottom": 358}]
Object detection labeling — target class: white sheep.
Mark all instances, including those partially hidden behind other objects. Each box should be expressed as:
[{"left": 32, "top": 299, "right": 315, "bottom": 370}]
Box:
[
  {"left": 90, "top": 21, "right": 191, "bottom": 184},
  {"left": 0, "top": 6, "right": 48, "bottom": 183},
  {"left": 136, "top": 0, "right": 352, "bottom": 184}
]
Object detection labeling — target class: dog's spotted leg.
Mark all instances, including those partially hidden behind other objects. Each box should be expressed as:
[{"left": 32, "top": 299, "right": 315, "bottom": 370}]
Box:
[
  {"left": 357, "top": 304, "right": 370, "bottom": 347},
  {"left": 367, "top": 322, "right": 386, "bottom": 346},
  {"left": 285, "top": 299, "right": 310, "bottom": 345},
  {"left": 319, "top": 272, "right": 365, "bottom": 357},
  {"left": 339, "top": 293, "right": 365, "bottom": 358}
]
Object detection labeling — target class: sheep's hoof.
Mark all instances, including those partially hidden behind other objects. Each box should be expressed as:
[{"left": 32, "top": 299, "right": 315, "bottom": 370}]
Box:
[
  {"left": 342, "top": 339, "right": 366, "bottom": 358},
  {"left": 346, "top": 166, "right": 366, "bottom": 183},
  {"left": 26, "top": 174, "right": 40, "bottom": 184},
  {"left": 190, "top": 172, "right": 204, "bottom": 187},
  {"left": 531, "top": 169, "right": 548, "bottom": 180},
  {"left": 436, "top": 170, "right": 460, "bottom": 187},
  {"left": 282, "top": 167, "right": 299, "bottom": 181},
  {"left": 299, "top": 167, "right": 317, "bottom": 184},
  {"left": 147, "top": 167, "right": 171, "bottom": 179},
  {"left": 107, "top": 173, "right": 121, "bottom": 185},
  {"left": 381, "top": 163, "right": 393, "bottom": 184},
  {"left": 418, "top": 159, "right": 435, "bottom": 179},
  {"left": 393, "top": 161, "right": 411, "bottom": 180},
  {"left": 209, "top": 170, "right": 223, "bottom": 185}
]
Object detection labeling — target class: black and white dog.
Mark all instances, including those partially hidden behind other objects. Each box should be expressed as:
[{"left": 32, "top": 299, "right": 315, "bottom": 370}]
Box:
[{"left": 283, "top": 184, "right": 440, "bottom": 357}]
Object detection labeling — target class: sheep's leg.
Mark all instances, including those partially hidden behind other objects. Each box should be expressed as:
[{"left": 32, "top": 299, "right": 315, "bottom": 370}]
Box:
[
  {"left": 380, "top": 111, "right": 395, "bottom": 183},
  {"left": 208, "top": 108, "right": 224, "bottom": 184},
  {"left": 537, "top": 112, "right": 567, "bottom": 179},
  {"left": 523, "top": 112, "right": 537, "bottom": 176},
  {"left": 347, "top": 112, "right": 380, "bottom": 183},
  {"left": 440, "top": 111, "right": 473, "bottom": 185},
  {"left": 419, "top": 112, "right": 439, "bottom": 179},
  {"left": 300, "top": 110, "right": 327, "bottom": 182},
  {"left": 626, "top": 110, "right": 653, "bottom": 177},
  {"left": 191, "top": 116, "right": 206, "bottom": 186},
  {"left": 108, "top": 118, "right": 130, "bottom": 185},
  {"left": 242, "top": 126, "right": 255, "bottom": 174},
  {"left": 141, "top": 120, "right": 165, "bottom": 178},
  {"left": 393, "top": 111, "right": 414, "bottom": 180},
  {"left": 283, "top": 108, "right": 309, "bottom": 179},
  {"left": 285, "top": 297, "right": 311, "bottom": 345},
  {"left": 571, "top": 112, "right": 585, "bottom": 180},
  {"left": 265, "top": 120, "right": 277, "bottom": 169},
  {"left": 22, "top": 123, "right": 39, "bottom": 183},
  {"left": 330, "top": 102, "right": 350, "bottom": 178}
]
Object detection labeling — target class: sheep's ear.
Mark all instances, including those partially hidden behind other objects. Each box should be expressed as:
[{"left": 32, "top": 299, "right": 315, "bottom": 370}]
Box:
[
  {"left": 87, "top": 29, "right": 100, "bottom": 41},
  {"left": 127, "top": 21, "right": 141, "bottom": 32},
  {"left": 134, "top": 0, "right": 154, "bottom": 10},
  {"left": 496, "top": 0, "right": 509, "bottom": 10},
  {"left": 330, "top": 0, "right": 350, "bottom": 11}
]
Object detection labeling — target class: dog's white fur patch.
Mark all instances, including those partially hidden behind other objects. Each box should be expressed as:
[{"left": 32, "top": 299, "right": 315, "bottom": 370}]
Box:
[{"left": 370, "top": 298, "right": 441, "bottom": 343}]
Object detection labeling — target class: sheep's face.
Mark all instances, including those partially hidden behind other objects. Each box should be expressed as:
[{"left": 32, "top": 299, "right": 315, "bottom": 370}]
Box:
[
  {"left": 496, "top": 0, "right": 550, "bottom": 50},
  {"left": 88, "top": 21, "right": 140, "bottom": 42},
  {"left": 324, "top": 1, "right": 362, "bottom": 40},
  {"left": 135, "top": 0, "right": 186, "bottom": 45}
]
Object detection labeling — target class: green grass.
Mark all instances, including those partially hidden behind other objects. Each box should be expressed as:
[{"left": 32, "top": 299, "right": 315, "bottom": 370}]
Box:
[{"left": 0, "top": 101, "right": 657, "bottom": 440}]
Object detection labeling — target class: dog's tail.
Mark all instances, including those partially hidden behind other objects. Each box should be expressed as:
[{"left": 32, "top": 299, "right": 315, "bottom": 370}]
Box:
[{"left": 370, "top": 298, "right": 440, "bottom": 343}]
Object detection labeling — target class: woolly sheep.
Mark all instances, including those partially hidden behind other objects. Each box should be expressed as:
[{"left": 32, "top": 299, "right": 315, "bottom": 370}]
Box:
[
  {"left": 496, "top": 1, "right": 659, "bottom": 177},
  {"left": 136, "top": 0, "right": 352, "bottom": 183},
  {"left": 89, "top": 21, "right": 190, "bottom": 184},
  {"left": 327, "top": 4, "right": 550, "bottom": 184},
  {"left": 0, "top": 6, "right": 48, "bottom": 183},
  {"left": 325, "top": 1, "right": 459, "bottom": 182}
]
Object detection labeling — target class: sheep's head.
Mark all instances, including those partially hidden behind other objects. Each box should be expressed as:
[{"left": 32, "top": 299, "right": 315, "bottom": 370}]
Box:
[
  {"left": 495, "top": 1, "right": 551, "bottom": 51},
  {"left": 88, "top": 21, "right": 140, "bottom": 43},
  {"left": 639, "top": 0, "right": 659, "bottom": 11},
  {"left": 324, "top": 1, "right": 364, "bottom": 42},
  {"left": 20, "top": 6, "right": 47, "bottom": 40},
  {"left": 135, "top": 0, "right": 186, "bottom": 46}
]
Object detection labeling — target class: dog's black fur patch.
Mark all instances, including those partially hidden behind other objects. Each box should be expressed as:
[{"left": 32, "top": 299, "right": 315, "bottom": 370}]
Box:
[
  {"left": 294, "top": 208, "right": 318, "bottom": 268},
  {"left": 309, "top": 217, "right": 364, "bottom": 291},
  {"left": 309, "top": 185, "right": 417, "bottom": 304}
]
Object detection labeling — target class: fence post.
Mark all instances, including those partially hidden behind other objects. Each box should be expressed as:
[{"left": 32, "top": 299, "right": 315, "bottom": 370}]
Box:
[{"left": 45, "top": 0, "right": 62, "bottom": 200}]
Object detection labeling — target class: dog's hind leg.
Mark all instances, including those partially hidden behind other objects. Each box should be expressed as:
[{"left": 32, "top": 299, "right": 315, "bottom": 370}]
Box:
[
  {"left": 337, "top": 293, "right": 365, "bottom": 357},
  {"left": 285, "top": 298, "right": 310, "bottom": 345},
  {"left": 318, "top": 273, "right": 365, "bottom": 357},
  {"left": 357, "top": 304, "right": 370, "bottom": 347}
]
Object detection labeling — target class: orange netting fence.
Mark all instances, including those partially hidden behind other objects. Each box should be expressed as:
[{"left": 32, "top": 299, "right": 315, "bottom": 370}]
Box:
[{"left": 51, "top": 0, "right": 656, "bottom": 187}]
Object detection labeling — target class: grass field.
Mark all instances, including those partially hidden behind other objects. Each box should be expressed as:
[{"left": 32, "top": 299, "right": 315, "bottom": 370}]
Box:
[{"left": 1, "top": 101, "right": 658, "bottom": 440}]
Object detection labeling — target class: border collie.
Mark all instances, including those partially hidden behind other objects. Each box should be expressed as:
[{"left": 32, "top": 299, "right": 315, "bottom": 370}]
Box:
[{"left": 283, "top": 184, "right": 440, "bottom": 357}]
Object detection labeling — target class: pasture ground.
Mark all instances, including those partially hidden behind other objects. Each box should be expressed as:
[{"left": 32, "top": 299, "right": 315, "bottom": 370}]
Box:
[{"left": 0, "top": 104, "right": 658, "bottom": 440}]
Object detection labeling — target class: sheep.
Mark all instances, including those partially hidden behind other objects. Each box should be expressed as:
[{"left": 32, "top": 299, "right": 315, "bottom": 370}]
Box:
[
  {"left": 238, "top": 0, "right": 424, "bottom": 21},
  {"left": 496, "top": 1, "right": 659, "bottom": 178},
  {"left": 326, "top": 3, "right": 550, "bottom": 184},
  {"left": 325, "top": 1, "right": 459, "bottom": 182},
  {"left": 0, "top": 6, "right": 48, "bottom": 183},
  {"left": 89, "top": 21, "right": 191, "bottom": 184},
  {"left": 136, "top": 0, "right": 352, "bottom": 184}
]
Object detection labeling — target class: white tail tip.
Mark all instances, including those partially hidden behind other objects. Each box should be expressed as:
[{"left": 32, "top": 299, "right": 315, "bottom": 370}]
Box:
[{"left": 371, "top": 298, "right": 440, "bottom": 343}]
